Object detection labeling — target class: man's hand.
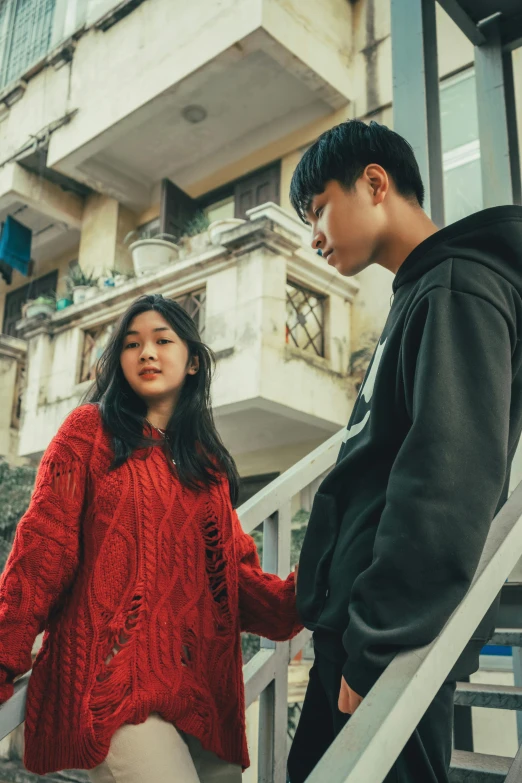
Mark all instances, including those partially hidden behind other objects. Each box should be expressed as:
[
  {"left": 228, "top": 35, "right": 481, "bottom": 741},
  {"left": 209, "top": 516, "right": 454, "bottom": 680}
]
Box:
[{"left": 338, "top": 676, "right": 363, "bottom": 714}]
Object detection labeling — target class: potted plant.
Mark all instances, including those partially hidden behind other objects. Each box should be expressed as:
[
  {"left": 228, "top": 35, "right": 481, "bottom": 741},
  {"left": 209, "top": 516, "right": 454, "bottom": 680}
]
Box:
[
  {"left": 23, "top": 294, "right": 56, "bottom": 319},
  {"left": 178, "top": 213, "right": 211, "bottom": 256},
  {"left": 99, "top": 268, "right": 132, "bottom": 289},
  {"left": 56, "top": 296, "right": 73, "bottom": 311},
  {"left": 64, "top": 266, "right": 100, "bottom": 305},
  {"left": 125, "top": 231, "right": 180, "bottom": 277}
]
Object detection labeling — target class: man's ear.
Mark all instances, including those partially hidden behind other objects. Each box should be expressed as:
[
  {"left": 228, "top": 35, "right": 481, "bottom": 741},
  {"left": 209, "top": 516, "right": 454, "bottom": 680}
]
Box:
[{"left": 364, "top": 164, "right": 389, "bottom": 205}]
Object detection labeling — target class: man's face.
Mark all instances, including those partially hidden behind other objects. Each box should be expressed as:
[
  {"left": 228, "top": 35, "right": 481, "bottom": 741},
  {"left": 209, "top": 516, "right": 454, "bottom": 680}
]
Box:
[{"left": 305, "top": 176, "right": 386, "bottom": 277}]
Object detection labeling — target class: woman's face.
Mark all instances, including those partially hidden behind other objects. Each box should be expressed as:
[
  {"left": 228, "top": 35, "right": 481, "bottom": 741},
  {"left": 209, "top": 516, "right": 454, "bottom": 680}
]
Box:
[{"left": 120, "top": 310, "right": 198, "bottom": 406}]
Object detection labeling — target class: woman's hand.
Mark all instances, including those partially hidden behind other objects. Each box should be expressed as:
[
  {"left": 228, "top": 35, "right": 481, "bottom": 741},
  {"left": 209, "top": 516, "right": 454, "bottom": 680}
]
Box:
[{"left": 294, "top": 564, "right": 299, "bottom": 594}]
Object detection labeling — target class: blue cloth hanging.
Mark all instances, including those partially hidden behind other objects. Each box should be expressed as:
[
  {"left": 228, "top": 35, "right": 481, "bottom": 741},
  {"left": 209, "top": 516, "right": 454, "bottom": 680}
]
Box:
[{"left": 0, "top": 215, "right": 32, "bottom": 276}]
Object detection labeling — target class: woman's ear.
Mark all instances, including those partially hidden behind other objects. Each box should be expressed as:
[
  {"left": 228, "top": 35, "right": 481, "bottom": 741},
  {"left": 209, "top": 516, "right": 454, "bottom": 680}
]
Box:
[{"left": 188, "top": 355, "right": 199, "bottom": 375}]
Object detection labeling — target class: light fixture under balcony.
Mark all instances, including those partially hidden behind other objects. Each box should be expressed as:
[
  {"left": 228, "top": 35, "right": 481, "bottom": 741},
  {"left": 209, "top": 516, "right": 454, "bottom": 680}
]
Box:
[{"left": 181, "top": 104, "right": 207, "bottom": 124}]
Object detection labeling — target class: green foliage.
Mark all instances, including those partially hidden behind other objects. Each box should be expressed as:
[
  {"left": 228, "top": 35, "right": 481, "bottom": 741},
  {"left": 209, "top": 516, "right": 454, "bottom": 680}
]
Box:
[
  {"left": 64, "top": 265, "right": 98, "bottom": 292},
  {"left": 181, "top": 212, "right": 211, "bottom": 238},
  {"left": 0, "top": 459, "right": 36, "bottom": 571}
]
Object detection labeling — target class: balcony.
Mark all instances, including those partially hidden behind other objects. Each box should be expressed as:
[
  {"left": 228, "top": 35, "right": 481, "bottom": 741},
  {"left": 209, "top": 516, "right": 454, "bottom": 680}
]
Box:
[
  {"left": 0, "top": 0, "right": 352, "bottom": 216},
  {"left": 13, "top": 203, "right": 358, "bottom": 461}
]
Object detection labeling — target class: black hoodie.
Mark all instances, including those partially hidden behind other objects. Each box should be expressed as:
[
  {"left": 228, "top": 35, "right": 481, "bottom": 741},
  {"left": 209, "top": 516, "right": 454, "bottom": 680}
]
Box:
[{"left": 296, "top": 205, "right": 522, "bottom": 698}]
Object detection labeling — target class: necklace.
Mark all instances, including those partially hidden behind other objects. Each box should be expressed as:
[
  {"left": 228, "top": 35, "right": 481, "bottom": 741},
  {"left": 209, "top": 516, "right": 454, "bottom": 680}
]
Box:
[
  {"left": 146, "top": 418, "right": 176, "bottom": 465},
  {"left": 145, "top": 417, "right": 166, "bottom": 436}
]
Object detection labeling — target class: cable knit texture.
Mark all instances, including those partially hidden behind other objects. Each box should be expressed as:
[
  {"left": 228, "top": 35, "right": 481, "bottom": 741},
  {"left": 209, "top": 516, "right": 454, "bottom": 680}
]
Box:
[{"left": 0, "top": 404, "right": 301, "bottom": 774}]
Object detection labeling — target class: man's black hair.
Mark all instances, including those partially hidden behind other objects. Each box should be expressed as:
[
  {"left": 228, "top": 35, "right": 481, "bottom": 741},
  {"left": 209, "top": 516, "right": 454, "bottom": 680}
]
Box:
[{"left": 290, "top": 119, "right": 425, "bottom": 221}]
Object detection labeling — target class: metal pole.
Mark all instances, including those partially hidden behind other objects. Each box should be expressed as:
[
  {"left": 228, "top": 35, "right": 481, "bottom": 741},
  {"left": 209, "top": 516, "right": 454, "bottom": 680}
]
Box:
[
  {"left": 474, "top": 17, "right": 515, "bottom": 206},
  {"left": 258, "top": 504, "right": 292, "bottom": 783},
  {"left": 502, "top": 50, "right": 522, "bottom": 206},
  {"left": 391, "top": 0, "right": 445, "bottom": 226}
]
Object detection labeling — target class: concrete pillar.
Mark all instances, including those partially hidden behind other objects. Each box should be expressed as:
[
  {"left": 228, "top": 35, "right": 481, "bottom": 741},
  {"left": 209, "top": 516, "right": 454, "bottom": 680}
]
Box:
[
  {"left": 0, "top": 336, "right": 26, "bottom": 460},
  {"left": 78, "top": 193, "right": 136, "bottom": 278}
]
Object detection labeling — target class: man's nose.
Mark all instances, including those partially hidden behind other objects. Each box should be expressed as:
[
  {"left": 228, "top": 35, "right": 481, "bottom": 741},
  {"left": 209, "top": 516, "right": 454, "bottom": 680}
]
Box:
[{"left": 312, "top": 232, "right": 324, "bottom": 252}]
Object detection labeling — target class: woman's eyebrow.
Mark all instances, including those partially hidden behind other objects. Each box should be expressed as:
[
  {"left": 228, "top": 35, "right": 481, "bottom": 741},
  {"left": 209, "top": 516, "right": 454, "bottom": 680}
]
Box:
[{"left": 124, "top": 327, "right": 172, "bottom": 336}]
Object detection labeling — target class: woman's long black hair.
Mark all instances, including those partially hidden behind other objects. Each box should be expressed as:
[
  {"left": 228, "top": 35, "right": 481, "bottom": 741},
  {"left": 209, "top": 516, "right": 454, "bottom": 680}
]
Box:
[{"left": 85, "top": 294, "right": 240, "bottom": 506}]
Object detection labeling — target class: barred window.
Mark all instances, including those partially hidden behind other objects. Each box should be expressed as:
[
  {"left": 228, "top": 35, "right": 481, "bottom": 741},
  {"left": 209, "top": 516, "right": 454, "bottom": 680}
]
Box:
[
  {"left": 285, "top": 281, "right": 325, "bottom": 358},
  {"left": 80, "top": 321, "right": 117, "bottom": 384},
  {"left": 79, "top": 289, "right": 206, "bottom": 383},
  {"left": 173, "top": 288, "right": 206, "bottom": 337},
  {"left": 0, "top": 0, "right": 56, "bottom": 91}
]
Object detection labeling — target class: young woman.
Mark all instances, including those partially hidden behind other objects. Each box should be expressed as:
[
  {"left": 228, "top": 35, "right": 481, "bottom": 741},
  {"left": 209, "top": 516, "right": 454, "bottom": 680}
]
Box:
[{"left": 0, "top": 294, "right": 302, "bottom": 782}]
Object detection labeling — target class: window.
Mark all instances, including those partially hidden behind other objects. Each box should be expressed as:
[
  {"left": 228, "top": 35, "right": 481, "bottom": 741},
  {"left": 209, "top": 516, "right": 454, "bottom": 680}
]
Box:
[
  {"left": 440, "top": 70, "right": 482, "bottom": 224},
  {"left": 174, "top": 288, "right": 206, "bottom": 337},
  {"left": 2, "top": 270, "right": 58, "bottom": 337},
  {"left": 78, "top": 289, "right": 207, "bottom": 383},
  {"left": 0, "top": 0, "right": 56, "bottom": 92},
  {"left": 138, "top": 217, "right": 160, "bottom": 240},
  {"left": 198, "top": 162, "right": 281, "bottom": 224},
  {"left": 286, "top": 281, "right": 325, "bottom": 358},
  {"left": 79, "top": 321, "right": 116, "bottom": 383},
  {"left": 204, "top": 196, "right": 235, "bottom": 224}
]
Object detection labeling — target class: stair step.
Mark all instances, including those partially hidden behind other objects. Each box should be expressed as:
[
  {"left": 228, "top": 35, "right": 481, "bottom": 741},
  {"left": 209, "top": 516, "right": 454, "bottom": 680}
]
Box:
[
  {"left": 455, "top": 681, "right": 522, "bottom": 710},
  {"left": 490, "top": 629, "right": 522, "bottom": 647},
  {"left": 450, "top": 750, "right": 514, "bottom": 782}
]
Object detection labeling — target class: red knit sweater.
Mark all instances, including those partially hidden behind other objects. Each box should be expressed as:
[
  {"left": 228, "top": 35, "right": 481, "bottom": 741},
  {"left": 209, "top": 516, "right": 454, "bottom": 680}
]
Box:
[{"left": 0, "top": 405, "right": 302, "bottom": 774}]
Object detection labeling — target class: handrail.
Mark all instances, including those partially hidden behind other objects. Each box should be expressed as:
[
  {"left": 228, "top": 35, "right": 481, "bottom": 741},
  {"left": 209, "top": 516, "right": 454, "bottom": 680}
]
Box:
[
  {"left": 305, "top": 479, "right": 522, "bottom": 783},
  {"left": 238, "top": 428, "right": 344, "bottom": 535}
]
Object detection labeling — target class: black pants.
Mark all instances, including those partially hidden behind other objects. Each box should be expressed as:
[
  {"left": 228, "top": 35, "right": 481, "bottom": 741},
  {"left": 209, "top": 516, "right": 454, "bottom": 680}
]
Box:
[{"left": 287, "top": 652, "right": 456, "bottom": 783}]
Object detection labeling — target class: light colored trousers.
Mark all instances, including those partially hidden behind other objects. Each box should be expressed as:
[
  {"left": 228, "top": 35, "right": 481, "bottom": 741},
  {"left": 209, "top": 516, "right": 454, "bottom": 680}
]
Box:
[{"left": 87, "top": 713, "right": 243, "bottom": 783}]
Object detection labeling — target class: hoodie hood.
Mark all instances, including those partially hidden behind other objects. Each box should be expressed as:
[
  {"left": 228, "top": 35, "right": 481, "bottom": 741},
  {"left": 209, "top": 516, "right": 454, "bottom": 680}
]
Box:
[{"left": 393, "top": 205, "right": 522, "bottom": 295}]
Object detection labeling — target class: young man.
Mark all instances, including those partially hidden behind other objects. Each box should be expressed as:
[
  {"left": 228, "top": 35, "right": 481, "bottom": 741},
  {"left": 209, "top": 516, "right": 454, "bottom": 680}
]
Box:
[{"left": 287, "top": 119, "right": 522, "bottom": 783}]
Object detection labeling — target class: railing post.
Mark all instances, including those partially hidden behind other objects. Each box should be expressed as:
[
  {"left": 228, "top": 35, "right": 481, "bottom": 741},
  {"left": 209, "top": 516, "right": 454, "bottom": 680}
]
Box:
[
  {"left": 258, "top": 502, "right": 292, "bottom": 783},
  {"left": 513, "top": 647, "right": 522, "bottom": 744}
]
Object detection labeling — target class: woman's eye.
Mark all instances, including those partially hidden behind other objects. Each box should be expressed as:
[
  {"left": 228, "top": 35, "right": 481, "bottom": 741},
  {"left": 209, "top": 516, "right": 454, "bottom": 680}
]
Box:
[
  {"left": 314, "top": 207, "right": 323, "bottom": 218},
  {"left": 157, "top": 339, "right": 172, "bottom": 345},
  {"left": 124, "top": 342, "right": 138, "bottom": 349}
]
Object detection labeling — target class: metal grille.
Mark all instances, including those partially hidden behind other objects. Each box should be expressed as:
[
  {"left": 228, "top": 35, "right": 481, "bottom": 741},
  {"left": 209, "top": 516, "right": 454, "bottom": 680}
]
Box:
[
  {"left": 79, "top": 321, "right": 117, "bottom": 384},
  {"left": 79, "top": 289, "right": 206, "bottom": 383},
  {"left": 286, "top": 281, "right": 325, "bottom": 357},
  {"left": 10, "top": 361, "right": 25, "bottom": 429},
  {"left": 173, "top": 288, "right": 206, "bottom": 337},
  {"left": 0, "top": 0, "right": 56, "bottom": 91}
]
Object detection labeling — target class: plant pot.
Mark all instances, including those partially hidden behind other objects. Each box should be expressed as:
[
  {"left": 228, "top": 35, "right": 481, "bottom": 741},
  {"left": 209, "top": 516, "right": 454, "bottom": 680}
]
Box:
[
  {"left": 56, "top": 298, "right": 73, "bottom": 311},
  {"left": 25, "top": 302, "right": 54, "bottom": 319},
  {"left": 208, "top": 219, "right": 246, "bottom": 245},
  {"left": 73, "top": 286, "right": 99, "bottom": 305},
  {"left": 129, "top": 239, "right": 180, "bottom": 277}
]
